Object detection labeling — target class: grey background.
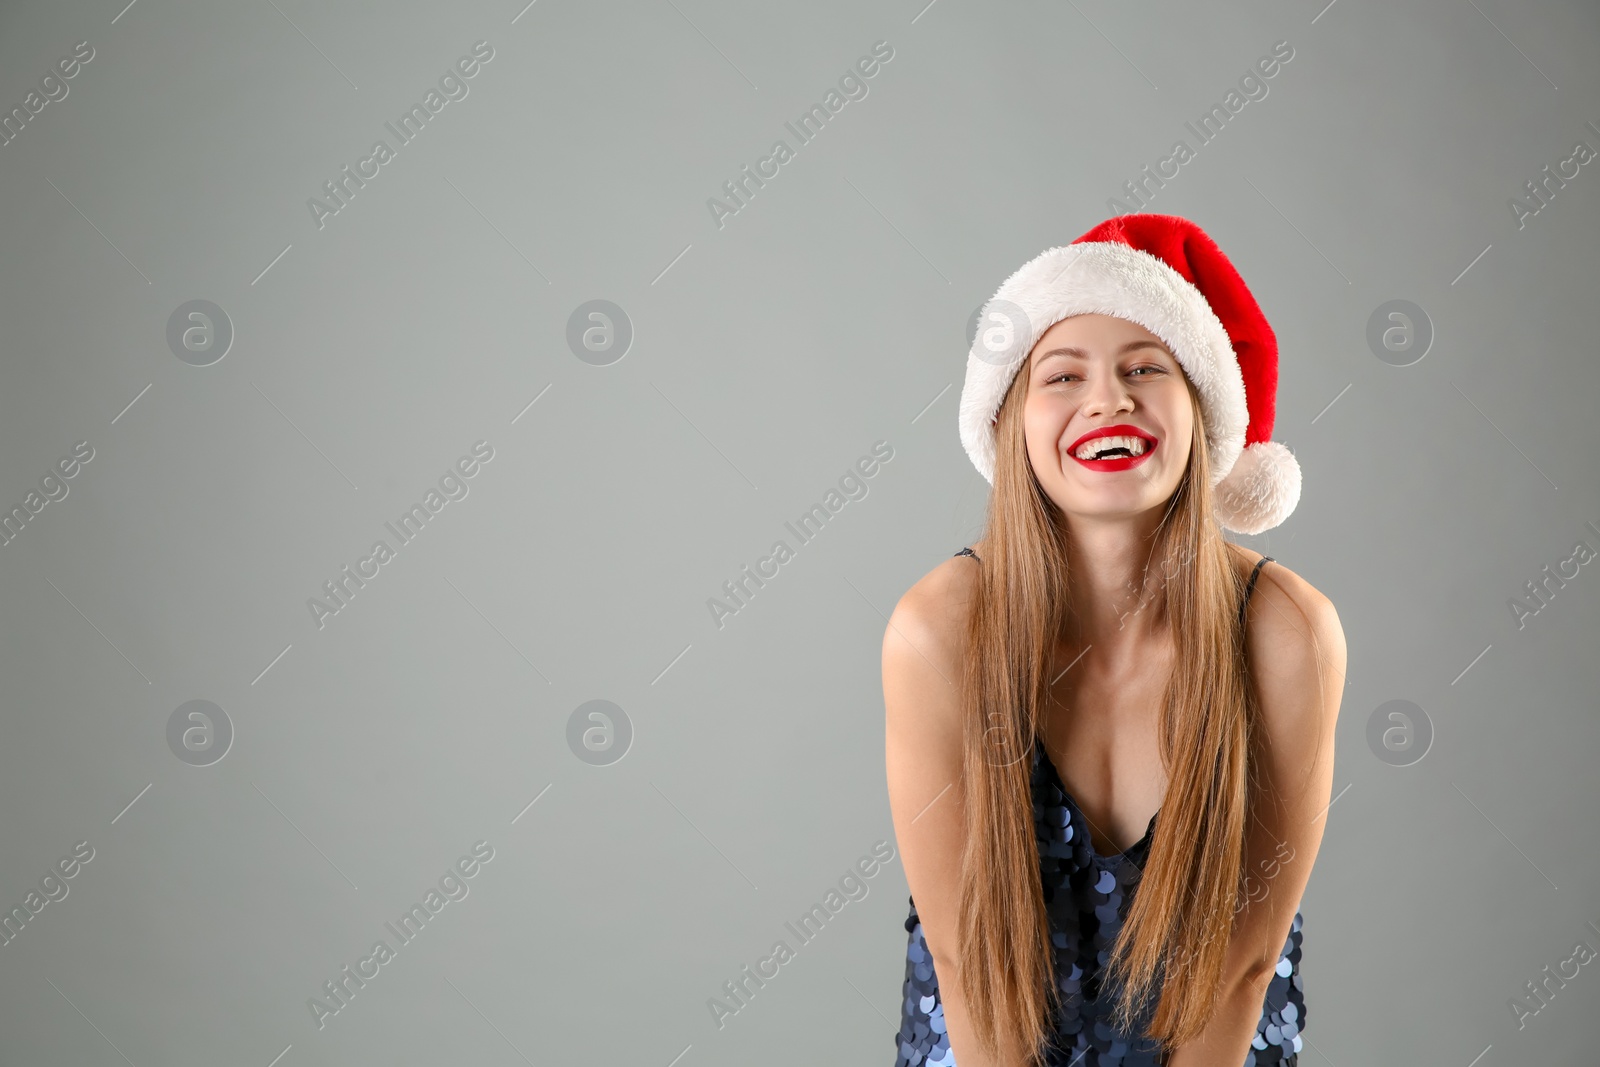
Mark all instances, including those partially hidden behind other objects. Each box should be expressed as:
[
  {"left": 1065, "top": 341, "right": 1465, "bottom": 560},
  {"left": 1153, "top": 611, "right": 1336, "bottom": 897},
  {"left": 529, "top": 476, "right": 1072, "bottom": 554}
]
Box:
[{"left": 0, "top": 0, "right": 1596, "bottom": 1064}]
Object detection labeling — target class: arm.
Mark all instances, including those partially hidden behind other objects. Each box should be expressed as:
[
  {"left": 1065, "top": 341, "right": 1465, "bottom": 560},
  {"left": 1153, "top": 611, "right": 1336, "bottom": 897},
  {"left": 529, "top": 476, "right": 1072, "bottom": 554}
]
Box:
[
  {"left": 884, "top": 576, "right": 1030, "bottom": 1067},
  {"left": 1166, "top": 572, "right": 1347, "bottom": 1067}
]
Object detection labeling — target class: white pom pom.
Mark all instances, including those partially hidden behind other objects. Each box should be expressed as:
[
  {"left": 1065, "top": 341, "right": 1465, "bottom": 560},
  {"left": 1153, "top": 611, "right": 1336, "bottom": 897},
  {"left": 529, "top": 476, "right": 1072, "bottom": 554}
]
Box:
[{"left": 1213, "top": 440, "right": 1302, "bottom": 535}]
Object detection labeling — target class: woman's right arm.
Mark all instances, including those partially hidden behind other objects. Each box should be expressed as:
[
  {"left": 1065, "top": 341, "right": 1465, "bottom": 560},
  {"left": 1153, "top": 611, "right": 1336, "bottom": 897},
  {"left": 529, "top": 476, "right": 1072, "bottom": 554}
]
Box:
[{"left": 884, "top": 571, "right": 1023, "bottom": 1067}]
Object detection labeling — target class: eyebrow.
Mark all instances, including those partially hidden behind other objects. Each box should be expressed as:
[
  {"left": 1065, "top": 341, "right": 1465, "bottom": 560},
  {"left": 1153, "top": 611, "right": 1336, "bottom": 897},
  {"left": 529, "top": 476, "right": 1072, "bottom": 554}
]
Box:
[{"left": 1035, "top": 340, "right": 1173, "bottom": 363}]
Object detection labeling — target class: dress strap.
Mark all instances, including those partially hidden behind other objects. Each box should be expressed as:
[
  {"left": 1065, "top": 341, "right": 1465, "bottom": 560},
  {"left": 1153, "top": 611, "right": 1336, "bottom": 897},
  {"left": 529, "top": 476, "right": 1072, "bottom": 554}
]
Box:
[
  {"left": 1239, "top": 554, "right": 1273, "bottom": 627},
  {"left": 954, "top": 546, "right": 982, "bottom": 563}
]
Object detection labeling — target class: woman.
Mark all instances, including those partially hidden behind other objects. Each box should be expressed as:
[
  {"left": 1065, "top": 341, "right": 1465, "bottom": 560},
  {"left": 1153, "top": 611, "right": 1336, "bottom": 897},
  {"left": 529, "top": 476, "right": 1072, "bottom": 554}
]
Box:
[{"left": 884, "top": 215, "right": 1345, "bottom": 1066}]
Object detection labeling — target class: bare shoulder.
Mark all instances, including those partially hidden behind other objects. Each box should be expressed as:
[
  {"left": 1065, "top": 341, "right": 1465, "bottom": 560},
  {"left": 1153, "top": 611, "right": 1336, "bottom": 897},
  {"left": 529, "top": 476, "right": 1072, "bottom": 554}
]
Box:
[
  {"left": 1233, "top": 548, "right": 1348, "bottom": 737},
  {"left": 881, "top": 548, "right": 981, "bottom": 701}
]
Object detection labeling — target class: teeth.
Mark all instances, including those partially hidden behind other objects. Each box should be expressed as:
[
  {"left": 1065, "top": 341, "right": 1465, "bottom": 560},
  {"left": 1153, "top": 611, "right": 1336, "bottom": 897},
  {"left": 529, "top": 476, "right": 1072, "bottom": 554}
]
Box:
[{"left": 1074, "top": 435, "right": 1149, "bottom": 461}]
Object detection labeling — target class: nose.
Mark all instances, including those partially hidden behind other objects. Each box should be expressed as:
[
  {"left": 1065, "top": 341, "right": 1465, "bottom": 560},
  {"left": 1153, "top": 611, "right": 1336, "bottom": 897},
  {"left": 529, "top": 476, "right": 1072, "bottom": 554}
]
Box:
[{"left": 1080, "top": 368, "right": 1135, "bottom": 419}]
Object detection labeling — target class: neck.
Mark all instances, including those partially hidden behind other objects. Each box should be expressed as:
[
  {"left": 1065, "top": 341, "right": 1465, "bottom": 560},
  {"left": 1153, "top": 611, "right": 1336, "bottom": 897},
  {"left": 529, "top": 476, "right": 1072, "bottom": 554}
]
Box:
[{"left": 1058, "top": 513, "right": 1171, "bottom": 655}]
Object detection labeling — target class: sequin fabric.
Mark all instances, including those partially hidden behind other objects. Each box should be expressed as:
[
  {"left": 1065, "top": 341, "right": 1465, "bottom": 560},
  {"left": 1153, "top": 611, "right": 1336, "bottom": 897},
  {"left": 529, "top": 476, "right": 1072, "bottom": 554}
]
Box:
[{"left": 892, "top": 549, "right": 1303, "bottom": 1067}]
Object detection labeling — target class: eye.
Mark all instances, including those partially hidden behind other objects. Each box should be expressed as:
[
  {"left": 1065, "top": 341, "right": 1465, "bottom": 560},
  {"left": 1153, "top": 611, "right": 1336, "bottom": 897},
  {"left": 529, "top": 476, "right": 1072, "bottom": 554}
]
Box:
[{"left": 1044, "top": 366, "right": 1165, "bottom": 384}]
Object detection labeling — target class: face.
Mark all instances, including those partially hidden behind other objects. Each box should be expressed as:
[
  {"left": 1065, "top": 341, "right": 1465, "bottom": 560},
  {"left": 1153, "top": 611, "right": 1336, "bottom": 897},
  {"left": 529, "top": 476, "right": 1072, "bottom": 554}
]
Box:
[{"left": 1021, "top": 314, "right": 1195, "bottom": 522}]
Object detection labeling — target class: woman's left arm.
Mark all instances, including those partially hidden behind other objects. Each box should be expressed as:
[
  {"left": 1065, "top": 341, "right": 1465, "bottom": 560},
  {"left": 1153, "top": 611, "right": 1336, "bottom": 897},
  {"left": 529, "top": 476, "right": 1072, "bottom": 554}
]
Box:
[{"left": 1167, "top": 568, "right": 1348, "bottom": 1067}]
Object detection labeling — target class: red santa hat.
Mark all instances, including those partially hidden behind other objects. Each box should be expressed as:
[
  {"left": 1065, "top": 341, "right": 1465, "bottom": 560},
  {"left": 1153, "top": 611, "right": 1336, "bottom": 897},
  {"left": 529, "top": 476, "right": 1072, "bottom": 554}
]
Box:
[{"left": 959, "top": 213, "right": 1302, "bottom": 535}]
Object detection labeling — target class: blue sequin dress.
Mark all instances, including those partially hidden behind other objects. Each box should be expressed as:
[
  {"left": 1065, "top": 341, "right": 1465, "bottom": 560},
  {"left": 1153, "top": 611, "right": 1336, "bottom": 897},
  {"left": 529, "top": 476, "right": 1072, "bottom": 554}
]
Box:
[{"left": 894, "top": 549, "right": 1304, "bottom": 1067}]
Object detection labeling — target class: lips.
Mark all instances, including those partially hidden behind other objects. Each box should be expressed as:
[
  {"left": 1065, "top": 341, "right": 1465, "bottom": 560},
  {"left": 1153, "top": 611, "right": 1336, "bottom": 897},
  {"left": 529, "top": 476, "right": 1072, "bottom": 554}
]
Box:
[{"left": 1067, "top": 423, "right": 1159, "bottom": 472}]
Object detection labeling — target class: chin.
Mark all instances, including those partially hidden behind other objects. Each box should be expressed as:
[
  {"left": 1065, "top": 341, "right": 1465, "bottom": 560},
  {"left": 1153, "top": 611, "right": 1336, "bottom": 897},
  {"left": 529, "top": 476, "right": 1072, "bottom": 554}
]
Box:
[{"left": 1054, "top": 483, "right": 1173, "bottom": 516}]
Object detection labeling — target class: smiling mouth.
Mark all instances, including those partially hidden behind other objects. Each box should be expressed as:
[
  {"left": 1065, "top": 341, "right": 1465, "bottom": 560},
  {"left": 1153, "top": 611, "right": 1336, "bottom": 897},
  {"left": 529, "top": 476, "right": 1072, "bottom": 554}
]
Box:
[{"left": 1068, "top": 432, "right": 1158, "bottom": 471}]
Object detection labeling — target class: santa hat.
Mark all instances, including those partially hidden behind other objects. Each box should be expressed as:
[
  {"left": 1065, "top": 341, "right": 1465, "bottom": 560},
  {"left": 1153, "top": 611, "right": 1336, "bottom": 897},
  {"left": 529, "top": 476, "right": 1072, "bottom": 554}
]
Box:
[{"left": 959, "top": 213, "right": 1301, "bottom": 535}]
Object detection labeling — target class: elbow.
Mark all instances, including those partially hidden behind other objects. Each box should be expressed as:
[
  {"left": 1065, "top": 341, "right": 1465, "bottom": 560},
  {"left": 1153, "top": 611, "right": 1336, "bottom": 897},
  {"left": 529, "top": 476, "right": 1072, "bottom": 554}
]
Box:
[
  {"left": 1232, "top": 956, "right": 1279, "bottom": 1001},
  {"left": 930, "top": 947, "right": 959, "bottom": 977},
  {"left": 928, "top": 945, "right": 962, "bottom": 983}
]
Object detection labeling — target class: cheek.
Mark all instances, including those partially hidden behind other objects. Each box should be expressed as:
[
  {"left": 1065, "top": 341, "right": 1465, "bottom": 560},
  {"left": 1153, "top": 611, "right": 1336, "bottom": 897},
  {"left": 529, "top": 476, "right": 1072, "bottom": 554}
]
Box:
[
  {"left": 1162, "top": 411, "right": 1197, "bottom": 469},
  {"left": 1158, "top": 388, "right": 1194, "bottom": 438},
  {"left": 1177, "top": 408, "right": 1197, "bottom": 449},
  {"left": 1022, "top": 403, "right": 1067, "bottom": 457},
  {"left": 1024, "top": 392, "right": 1069, "bottom": 430}
]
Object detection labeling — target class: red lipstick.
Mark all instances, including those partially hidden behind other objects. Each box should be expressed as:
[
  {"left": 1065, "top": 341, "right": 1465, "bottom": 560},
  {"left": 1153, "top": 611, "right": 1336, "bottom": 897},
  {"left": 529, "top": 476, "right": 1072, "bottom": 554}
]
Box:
[{"left": 1067, "top": 424, "right": 1159, "bottom": 472}]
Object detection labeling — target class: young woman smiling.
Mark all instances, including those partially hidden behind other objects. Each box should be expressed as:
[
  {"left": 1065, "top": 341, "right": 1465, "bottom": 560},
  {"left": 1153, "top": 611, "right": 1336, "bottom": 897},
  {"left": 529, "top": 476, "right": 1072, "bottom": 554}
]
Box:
[{"left": 885, "top": 216, "right": 1344, "bottom": 1066}]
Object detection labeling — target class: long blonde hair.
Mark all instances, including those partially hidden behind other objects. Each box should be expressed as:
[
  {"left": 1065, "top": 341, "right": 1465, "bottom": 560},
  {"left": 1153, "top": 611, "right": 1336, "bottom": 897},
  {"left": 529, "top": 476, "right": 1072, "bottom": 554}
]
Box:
[{"left": 953, "top": 358, "right": 1266, "bottom": 1062}]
